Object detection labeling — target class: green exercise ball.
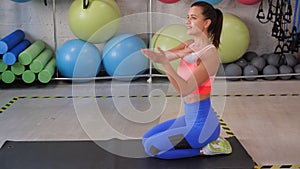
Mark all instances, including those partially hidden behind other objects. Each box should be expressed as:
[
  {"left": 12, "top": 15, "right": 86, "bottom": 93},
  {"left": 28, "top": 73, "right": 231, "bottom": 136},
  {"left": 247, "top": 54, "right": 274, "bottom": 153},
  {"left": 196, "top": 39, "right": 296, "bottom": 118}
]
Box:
[
  {"left": 218, "top": 13, "right": 250, "bottom": 64},
  {"left": 151, "top": 24, "right": 193, "bottom": 74},
  {"left": 68, "top": 0, "right": 122, "bottom": 44}
]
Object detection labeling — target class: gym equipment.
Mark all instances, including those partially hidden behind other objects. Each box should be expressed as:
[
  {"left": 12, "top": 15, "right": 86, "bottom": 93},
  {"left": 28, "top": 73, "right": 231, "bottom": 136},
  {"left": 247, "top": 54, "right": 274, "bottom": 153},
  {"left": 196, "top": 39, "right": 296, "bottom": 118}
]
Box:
[
  {"left": 3, "top": 40, "right": 31, "bottom": 65},
  {"left": 29, "top": 48, "right": 53, "bottom": 73},
  {"left": 102, "top": 34, "right": 148, "bottom": 81},
  {"left": 294, "top": 64, "right": 300, "bottom": 79},
  {"left": 22, "top": 70, "right": 35, "bottom": 83},
  {"left": 279, "top": 65, "right": 293, "bottom": 80},
  {"left": 159, "top": 0, "right": 180, "bottom": 3},
  {"left": 243, "top": 65, "right": 258, "bottom": 81},
  {"left": 56, "top": 39, "right": 101, "bottom": 79},
  {"left": 68, "top": 0, "right": 121, "bottom": 44},
  {"left": 11, "top": 0, "right": 31, "bottom": 2},
  {"left": 263, "top": 65, "right": 278, "bottom": 80},
  {"left": 11, "top": 62, "right": 25, "bottom": 75},
  {"left": 0, "top": 137, "right": 255, "bottom": 169},
  {"left": 38, "top": 58, "right": 56, "bottom": 83},
  {"left": 0, "top": 59, "right": 8, "bottom": 72},
  {"left": 224, "top": 63, "right": 242, "bottom": 81},
  {"left": 19, "top": 40, "right": 46, "bottom": 65},
  {"left": 256, "top": 0, "right": 299, "bottom": 54},
  {"left": 218, "top": 13, "right": 250, "bottom": 63},
  {"left": 250, "top": 56, "right": 266, "bottom": 72},
  {"left": 0, "top": 29, "right": 25, "bottom": 54},
  {"left": 195, "top": 0, "right": 222, "bottom": 5},
  {"left": 243, "top": 51, "right": 258, "bottom": 62},
  {"left": 1, "top": 70, "right": 15, "bottom": 84},
  {"left": 237, "top": 0, "right": 261, "bottom": 5}
]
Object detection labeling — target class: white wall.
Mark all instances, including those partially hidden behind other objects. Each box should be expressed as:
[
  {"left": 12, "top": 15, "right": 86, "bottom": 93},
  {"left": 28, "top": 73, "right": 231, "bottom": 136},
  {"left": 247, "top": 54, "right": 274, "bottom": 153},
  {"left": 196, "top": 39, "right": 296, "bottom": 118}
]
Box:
[{"left": 0, "top": 0, "right": 284, "bottom": 56}]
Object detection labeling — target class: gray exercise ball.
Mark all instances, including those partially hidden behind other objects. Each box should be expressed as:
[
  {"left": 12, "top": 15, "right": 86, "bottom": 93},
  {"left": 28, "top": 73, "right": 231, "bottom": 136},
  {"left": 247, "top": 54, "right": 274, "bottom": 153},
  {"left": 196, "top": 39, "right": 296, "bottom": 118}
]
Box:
[
  {"left": 263, "top": 65, "right": 278, "bottom": 80},
  {"left": 243, "top": 65, "right": 258, "bottom": 81},
  {"left": 251, "top": 57, "right": 266, "bottom": 72},
  {"left": 294, "top": 64, "right": 300, "bottom": 80},
  {"left": 235, "top": 58, "right": 248, "bottom": 68},
  {"left": 261, "top": 53, "right": 271, "bottom": 60},
  {"left": 243, "top": 51, "right": 258, "bottom": 62},
  {"left": 224, "top": 63, "right": 242, "bottom": 81},
  {"left": 279, "top": 65, "right": 293, "bottom": 80},
  {"left": 284, "top": 54, "right": 298, "bottom": 67},
  {"left": 267, "top": 53, "right": 283, "bottom": 67}
]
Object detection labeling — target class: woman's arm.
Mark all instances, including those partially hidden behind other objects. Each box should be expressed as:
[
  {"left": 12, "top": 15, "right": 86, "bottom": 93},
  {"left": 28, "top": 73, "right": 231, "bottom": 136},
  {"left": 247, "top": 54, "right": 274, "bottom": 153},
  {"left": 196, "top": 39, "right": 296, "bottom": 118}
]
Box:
[
  {"left": 141, "top": 47, "right": 219, "bottom": 97},
  {"left": 160, "top": 39, "right": 194, "bottom": 61}
]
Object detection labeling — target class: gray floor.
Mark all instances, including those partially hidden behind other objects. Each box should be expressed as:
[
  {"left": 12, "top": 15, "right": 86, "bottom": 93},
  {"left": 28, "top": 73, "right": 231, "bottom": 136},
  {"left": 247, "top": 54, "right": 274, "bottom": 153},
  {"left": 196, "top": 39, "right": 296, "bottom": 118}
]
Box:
[{"left": 0, "top": 78, "right": 300, "bottom": 166}]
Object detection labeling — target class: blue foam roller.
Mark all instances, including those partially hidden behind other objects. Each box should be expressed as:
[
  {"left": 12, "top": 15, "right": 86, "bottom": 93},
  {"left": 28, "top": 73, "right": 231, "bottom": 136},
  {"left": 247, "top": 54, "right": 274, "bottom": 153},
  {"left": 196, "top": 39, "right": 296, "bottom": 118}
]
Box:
[
  {"left": 0, "top": 29, "right": 25, "bottom": 54},
  {"left": 3, "top": 39, "right": 31, "bottom": 65}
]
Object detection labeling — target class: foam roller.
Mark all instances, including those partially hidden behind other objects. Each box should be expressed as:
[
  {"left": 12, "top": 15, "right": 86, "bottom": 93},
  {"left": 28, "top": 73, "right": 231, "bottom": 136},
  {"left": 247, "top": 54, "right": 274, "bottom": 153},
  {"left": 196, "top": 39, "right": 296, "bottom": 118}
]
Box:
[
  {"left": 22, "top": 70, "right": 35, "bottom": 83},
  {"left": 3, "top": 39, "right": 31, "bottom": 65},
  {"left": 0, "top": 59, "right": 8, "bottom": 72},
  {"left": 0, "top": 29, "right": 25, "bottom": 54},
  {"left": 19, "top": 40, "right": 45, "bottom": 65},
  {"left": 38, "top": 58, "right": 56, "bottom": 83},
  {"left": 30, "top": 48, "right": 53, "bottom": 73},
  {"left": 1, "top": 70, "right": 15, "bottom": 84},
  {"left": 11, "top": 62, "right": 25, "bottom": 75}
]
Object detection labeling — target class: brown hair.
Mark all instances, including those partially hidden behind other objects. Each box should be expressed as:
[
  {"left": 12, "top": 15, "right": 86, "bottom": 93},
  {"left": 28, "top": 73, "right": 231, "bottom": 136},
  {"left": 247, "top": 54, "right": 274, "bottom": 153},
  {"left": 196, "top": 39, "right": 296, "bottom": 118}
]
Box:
[{"left": 191, "top": 1, "right": 223, "bottom": 48}]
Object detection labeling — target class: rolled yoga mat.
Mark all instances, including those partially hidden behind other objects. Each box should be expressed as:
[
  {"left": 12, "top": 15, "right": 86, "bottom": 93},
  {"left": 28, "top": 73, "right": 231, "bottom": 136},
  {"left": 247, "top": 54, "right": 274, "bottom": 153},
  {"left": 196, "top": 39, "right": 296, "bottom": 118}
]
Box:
[
  {"left": 30, "top": 48, "right": 53, "bottom": 73},
  {"left": 38, "top": 58, "right": 56, "bottom": 83},
  {"left": 19, "top": 40, "right": 45, "bottom": 65},
  {"left": 0, "top": 29, "right": 25, "bottom": 54},
  {"left": 3, "top": 39, "right": 31, "bottom": 65}
]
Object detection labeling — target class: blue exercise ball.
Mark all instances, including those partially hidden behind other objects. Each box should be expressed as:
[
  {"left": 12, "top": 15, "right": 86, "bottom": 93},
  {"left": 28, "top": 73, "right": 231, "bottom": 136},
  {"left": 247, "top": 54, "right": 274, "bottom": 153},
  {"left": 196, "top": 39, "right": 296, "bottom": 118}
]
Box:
[
  {"left": 102, "top": 34, "right": 148, "bottom": 81},
  {"left": 56, "top": 39, "right": 101, "bottom": 79},
  {"left": 195, "top": 0, "right": 222, "bottom": 5},
  {"left": 11, "top": 0, "right": 31, "bottom": 2}
]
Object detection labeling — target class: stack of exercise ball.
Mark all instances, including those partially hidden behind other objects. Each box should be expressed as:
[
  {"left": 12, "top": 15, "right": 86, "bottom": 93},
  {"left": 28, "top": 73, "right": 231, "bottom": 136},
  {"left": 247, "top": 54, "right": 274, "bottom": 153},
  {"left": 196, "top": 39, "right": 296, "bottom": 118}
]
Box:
[
  {"left": 0, "top": 29, "right": 56, "bottom": 84},
  {"left": 223, "top": 51, "right": 300, "bottom": 81},
  {"left": 57, "top": 0, "right": 132, "bottom": 81}
]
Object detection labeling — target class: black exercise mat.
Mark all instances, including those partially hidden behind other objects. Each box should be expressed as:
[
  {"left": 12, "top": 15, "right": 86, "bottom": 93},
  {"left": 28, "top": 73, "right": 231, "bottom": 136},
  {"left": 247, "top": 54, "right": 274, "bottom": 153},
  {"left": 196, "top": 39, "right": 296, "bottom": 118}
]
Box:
[{"left": 0, "top": 136, "right": 255, "bottom": 169}]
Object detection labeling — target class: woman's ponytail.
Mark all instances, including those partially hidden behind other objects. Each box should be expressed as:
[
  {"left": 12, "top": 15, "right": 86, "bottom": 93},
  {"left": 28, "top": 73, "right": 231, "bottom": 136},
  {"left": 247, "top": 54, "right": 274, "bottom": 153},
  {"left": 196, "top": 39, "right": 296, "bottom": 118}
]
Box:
[{"left": 191, "top": 1, "right": 223, "bottom": 48}]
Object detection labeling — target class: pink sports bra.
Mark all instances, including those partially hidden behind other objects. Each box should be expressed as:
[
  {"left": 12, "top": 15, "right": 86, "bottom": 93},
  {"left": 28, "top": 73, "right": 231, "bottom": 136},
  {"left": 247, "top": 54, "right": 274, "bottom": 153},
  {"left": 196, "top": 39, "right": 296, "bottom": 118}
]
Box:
[{"left": 177, "top": 44, "right": 215, "bottom": 95}]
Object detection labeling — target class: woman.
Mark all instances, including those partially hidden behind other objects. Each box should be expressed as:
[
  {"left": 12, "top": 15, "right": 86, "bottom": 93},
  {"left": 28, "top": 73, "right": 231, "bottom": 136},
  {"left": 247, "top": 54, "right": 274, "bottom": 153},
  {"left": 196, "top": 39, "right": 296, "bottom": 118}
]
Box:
[{"left": 141, "top": 1, "right": 232, "bottom": 159}]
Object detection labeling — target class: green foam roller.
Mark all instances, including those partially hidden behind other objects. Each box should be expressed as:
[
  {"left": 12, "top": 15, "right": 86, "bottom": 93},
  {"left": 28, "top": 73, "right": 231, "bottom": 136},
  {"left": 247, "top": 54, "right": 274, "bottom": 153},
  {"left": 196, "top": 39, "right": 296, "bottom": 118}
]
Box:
[
  {"left": 30, "top": 48, "right": 53, "bottom": 73},
  {"left": 38, "top": 58, "right": 56, "bottom": 83},
  {"left": 2, "top": 70, "right": 15, "bottom": 84},
  {"left": 11, "top": 62, "right": 25, "bottom": 75},
  {"left": 19, "top": 40, "right": 46, "bottom": 65},
  {"left": 0, "top": 59, "right": 8, "bottom": 72},
  {"left": 22, "top": 70, "right": 35, "bottom": 83}
]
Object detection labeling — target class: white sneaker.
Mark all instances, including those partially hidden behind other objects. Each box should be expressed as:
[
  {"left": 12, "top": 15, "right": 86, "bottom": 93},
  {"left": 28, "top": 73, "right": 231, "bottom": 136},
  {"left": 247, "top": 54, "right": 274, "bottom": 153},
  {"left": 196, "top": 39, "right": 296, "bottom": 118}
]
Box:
[{"left": 200, "top": 137, "right": 232, "bottom": 156}]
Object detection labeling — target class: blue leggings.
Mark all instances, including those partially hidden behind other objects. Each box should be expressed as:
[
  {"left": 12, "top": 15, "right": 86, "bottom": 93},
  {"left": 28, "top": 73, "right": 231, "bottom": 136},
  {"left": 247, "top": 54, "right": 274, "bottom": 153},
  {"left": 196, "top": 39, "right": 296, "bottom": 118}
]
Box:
[{"left": 142, "top": 98, "right": 220, "bottom": 159}]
